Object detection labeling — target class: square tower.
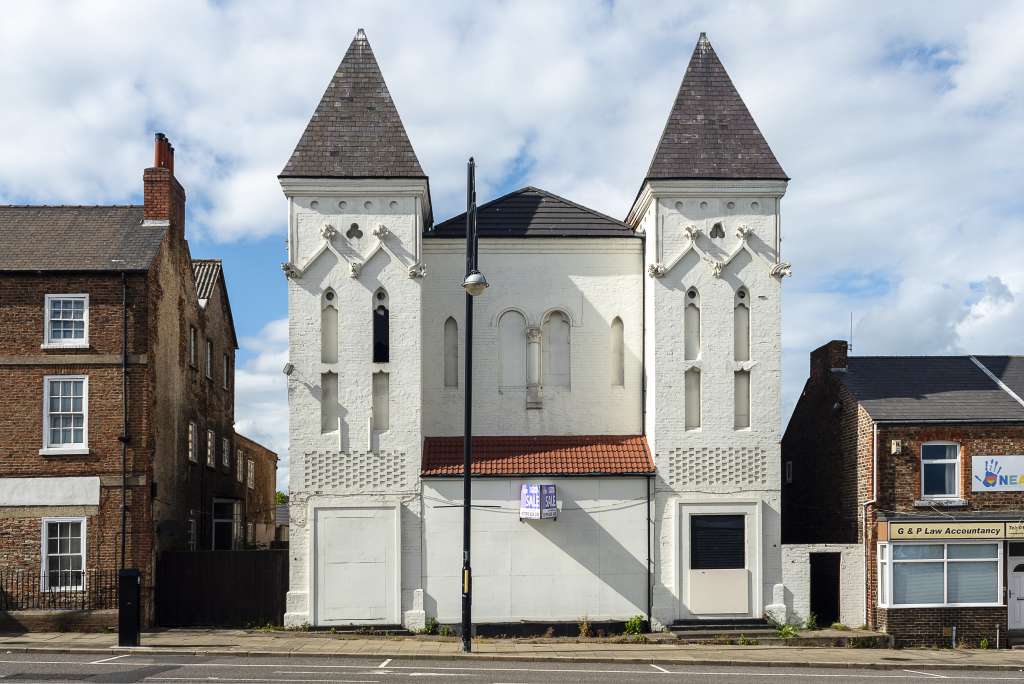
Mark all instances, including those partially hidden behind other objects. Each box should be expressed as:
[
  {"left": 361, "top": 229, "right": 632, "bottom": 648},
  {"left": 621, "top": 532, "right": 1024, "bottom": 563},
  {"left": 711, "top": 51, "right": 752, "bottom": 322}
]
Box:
[
  {"left": 627, "top": 33, "right": 791, "bottom": 627},
  {"left": 280, "top": 29, "right": 430, "bottom": 628}
]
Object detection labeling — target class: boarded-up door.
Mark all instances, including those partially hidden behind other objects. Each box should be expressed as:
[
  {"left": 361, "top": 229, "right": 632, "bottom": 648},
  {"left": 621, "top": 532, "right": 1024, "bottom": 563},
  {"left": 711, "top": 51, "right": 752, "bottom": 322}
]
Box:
[{"left": 315, "top": 507, "right": 396, "bottom": 624}]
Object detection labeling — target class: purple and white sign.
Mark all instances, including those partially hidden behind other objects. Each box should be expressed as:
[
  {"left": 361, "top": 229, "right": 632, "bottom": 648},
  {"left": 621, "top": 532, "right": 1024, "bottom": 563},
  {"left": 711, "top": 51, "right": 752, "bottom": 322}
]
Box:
[{"left": 519, "top": 483, "right": 558, "bottom": 520}]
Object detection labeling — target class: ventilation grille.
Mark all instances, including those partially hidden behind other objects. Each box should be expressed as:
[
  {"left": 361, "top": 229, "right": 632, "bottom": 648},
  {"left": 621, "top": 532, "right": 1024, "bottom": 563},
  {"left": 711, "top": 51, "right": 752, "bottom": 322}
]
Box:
[
  {"left": 666, "top": 446, "right": 768, "bottom": 487},
  {"left": 303, "top": 450, "right": 409, "bottom": 491}
]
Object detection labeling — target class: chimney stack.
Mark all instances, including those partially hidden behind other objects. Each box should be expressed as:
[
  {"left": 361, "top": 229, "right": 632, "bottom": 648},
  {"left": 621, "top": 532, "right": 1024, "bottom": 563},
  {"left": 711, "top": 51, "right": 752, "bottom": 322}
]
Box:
[
  {"left": 144, "top": 132, "right": 186, "bottom": 237},
  {"left": 810, "top": 340, "right": 848, "bottom": 381}
]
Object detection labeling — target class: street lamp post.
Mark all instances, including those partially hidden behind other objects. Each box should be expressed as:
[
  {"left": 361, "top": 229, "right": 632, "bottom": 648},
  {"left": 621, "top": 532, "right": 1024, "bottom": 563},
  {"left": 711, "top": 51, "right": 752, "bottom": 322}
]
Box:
[{"left": 460, "top": 157, "right": 487, "bottom": 653}]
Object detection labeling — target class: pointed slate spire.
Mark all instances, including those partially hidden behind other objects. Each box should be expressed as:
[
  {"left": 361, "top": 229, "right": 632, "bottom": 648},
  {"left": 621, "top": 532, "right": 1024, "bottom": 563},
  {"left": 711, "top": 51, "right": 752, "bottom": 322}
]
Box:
[
  {"left": 644, "top": 33, "right": 787, "bottom": 181},
  {"left": 281, "top": 28, "right": 426, "bottom": 178}
]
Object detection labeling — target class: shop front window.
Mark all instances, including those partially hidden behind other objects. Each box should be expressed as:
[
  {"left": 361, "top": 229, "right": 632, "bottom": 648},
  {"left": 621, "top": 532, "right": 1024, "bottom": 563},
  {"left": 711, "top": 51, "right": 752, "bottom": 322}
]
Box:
[{"left": 879, "top": 542, "right": 1000, "bottom": 607}]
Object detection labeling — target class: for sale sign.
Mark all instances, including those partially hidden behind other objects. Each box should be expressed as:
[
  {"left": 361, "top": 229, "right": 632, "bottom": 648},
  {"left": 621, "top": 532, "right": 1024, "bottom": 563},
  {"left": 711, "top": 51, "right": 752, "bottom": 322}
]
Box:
[{"left": 519, "top": 483, "right": 558, "bottom": 520}]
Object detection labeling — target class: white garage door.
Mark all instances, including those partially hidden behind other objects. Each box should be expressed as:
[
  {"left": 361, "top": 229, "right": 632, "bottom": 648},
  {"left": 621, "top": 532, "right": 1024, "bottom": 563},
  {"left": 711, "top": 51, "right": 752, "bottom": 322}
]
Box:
[{"left": 315, "top": 507, "right": 396, "bottom": 624}]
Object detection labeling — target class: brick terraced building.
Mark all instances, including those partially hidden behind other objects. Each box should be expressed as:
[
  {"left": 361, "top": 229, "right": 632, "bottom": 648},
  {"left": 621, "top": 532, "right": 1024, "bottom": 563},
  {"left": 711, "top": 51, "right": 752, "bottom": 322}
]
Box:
[
  {"left": 0, "top": 134, "right": 275, "bottom": 629},
  {"left": 783, "top": 340, "right": 1024, "bottom": 646}
]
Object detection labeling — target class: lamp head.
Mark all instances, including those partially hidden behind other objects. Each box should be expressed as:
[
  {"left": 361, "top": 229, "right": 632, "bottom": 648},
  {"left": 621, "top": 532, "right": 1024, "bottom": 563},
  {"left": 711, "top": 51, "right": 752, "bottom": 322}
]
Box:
[{"left": 462, "top": 270, "right": 489, "bottom": 296}]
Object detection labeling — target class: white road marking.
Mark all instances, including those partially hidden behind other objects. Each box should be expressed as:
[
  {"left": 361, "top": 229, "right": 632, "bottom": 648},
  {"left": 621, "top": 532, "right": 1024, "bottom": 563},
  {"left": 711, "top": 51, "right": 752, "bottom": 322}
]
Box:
[
  {"left": 904, "top": 672, "right": 947, "bottom": 679},
  {"left": 1, "top": 657, "right": 1023, "bottom": 681},
  {"left": 90, "top": 654, "right": 132, "bottom": 664},
  {"left": 650, "top": 664, "right": 670, "bottom": 673},
  {"left": 149, "top": 679, "right": 377, "bottom": 683},
  {"left": 378, "top": 658, "right": 392, "bottom": 668}
]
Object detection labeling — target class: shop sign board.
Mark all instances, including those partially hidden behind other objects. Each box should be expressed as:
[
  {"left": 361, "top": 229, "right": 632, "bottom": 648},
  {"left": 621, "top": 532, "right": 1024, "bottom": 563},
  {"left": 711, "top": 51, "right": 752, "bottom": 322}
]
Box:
[
  {"left": 972, "top": 455, "right": 1024, "bottom": 492},
  {"left": 888, "top": 522, "right": 1004, "bottom": 540}
]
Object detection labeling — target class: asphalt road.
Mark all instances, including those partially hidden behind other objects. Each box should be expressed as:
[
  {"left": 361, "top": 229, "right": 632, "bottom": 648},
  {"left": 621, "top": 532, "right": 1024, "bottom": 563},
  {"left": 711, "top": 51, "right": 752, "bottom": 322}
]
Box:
[{"left": 0, "top": 653, "right": 1022, "bottom": 683}]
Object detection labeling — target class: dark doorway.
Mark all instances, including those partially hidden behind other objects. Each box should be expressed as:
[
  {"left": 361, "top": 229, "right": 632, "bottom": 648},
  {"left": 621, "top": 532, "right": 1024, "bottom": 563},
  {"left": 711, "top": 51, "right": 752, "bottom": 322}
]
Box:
[{"left": 809, "top": 552, "right": 841, "bottom": 627}]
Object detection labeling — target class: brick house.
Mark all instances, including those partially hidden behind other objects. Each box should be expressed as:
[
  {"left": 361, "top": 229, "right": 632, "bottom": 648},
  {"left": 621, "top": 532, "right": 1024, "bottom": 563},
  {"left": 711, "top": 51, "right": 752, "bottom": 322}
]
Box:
[
  {"left": 235, "top": 433, "right": 278, "bottom": 548},
  {"left": 783, "top": 340, "right": 1024, "bottom": 646},
  {"left": 0, "top": 134, "right": 276, "bottom": 629}
]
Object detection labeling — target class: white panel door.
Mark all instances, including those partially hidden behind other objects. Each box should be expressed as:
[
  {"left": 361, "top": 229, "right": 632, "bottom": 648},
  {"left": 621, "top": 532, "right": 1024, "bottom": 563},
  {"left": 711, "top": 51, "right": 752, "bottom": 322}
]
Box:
[
  {"left": 1010, "top": 558, "right": 1024, "bottom": 630},
  {"left": 315, "top": 507, "right": 395, "bottom": 624}
]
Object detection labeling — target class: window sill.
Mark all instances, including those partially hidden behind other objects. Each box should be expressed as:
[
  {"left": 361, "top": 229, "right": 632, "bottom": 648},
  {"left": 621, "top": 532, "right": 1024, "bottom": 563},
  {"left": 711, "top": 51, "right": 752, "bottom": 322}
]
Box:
[
  {"left": 881, "top": 603, "right": 1002, "bottom": 609},
  {"left": 40, "top": 342, "right": 89, "bottom": 350},
  {"left": 914, "top": 498, "right": 968, "bottom": 508},
  {"left": 39, "top": 447, "right": 89, "bottom": 456}
]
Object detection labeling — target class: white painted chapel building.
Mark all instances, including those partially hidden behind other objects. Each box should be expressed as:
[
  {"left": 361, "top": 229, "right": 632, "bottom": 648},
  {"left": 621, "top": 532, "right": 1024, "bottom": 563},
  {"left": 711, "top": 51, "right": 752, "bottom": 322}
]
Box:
[{"left": 281, "top": 29, "right": 792, "bottom": 630}]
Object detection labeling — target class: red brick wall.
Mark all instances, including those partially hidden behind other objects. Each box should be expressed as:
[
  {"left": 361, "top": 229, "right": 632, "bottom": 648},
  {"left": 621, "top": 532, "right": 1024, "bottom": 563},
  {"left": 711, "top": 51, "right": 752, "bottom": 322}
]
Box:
[{"left": 878, "top": 606, "right": 1006, "bottom": 647}]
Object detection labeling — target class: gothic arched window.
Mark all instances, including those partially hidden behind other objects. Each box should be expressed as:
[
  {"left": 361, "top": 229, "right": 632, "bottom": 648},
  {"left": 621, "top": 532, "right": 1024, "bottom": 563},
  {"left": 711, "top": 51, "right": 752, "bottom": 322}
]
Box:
[
  {"left": 321, "top": 289, "right": 338, "bottom": 364},
  {"left": 542, "top": 311, "right": 571, "bottom": 388},
  {"left": 611, "top": 316, "right": 624, "bottom": 387},
  {"left": 734, "top": 287, "right": 750, "bottom": 362},
  {"left": 498, "top": 310, "right": 527, "bottom": 387},
  {"left": 684, "top": 288, "right": 701, "bottom": 361},
  {"left": 373, "top": 288, "right": 389, "bottom": 363},
  {"left": 443, "top": 317, "right": 458, "bottom": 388}
]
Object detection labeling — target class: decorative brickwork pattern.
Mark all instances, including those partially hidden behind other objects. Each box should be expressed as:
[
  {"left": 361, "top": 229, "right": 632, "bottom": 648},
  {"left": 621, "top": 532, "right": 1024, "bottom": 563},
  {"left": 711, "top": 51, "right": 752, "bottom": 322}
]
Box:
[
  {"left": 304, "top": 450, "right": 408, "bottom": 491},
  {"left": 666, "top": 446, "right": 768, "bottom": 487}
]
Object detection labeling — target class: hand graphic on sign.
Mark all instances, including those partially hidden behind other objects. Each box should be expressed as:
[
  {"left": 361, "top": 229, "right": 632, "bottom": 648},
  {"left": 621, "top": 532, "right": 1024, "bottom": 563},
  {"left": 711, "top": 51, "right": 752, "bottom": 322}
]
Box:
[{"left": 975, "top": 459, "right": 1002, "bottom": 488}]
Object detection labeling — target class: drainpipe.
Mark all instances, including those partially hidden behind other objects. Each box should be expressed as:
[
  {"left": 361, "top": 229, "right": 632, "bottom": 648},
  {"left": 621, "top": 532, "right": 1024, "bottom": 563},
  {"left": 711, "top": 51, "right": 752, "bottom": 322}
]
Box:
[
  {"left": 862, "top": 424, "right": 878, "bottom": 621},
  {"left": 119, "top": 272, "right": 130, "bottom": 570},
  {"left": 646, "top": 475, "right": 653, "bottom": 626}
]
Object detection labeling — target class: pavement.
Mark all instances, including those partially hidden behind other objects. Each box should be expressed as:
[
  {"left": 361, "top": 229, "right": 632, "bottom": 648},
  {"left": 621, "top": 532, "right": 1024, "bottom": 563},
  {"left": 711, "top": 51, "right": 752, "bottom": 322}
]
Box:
[
  {"left": 4, "top": 652, "right": 1024, "bottom": 683},
  {"left": 2, "top": 629, "right": 1024, "bottom": 673}
]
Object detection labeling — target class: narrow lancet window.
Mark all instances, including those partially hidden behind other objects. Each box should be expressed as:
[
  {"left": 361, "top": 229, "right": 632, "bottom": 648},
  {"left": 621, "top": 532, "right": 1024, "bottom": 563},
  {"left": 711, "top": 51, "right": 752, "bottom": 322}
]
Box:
[
  {"left": 685, "top": 368, "right": 701, "bottom": 430},
  {"left": 321, "top": 372, "right": 339, "bottom": 433},
  {"left": 734, "top": 288, "right": 750, "bottom": 362},
  {"left": 372, "top": 371, "right": 389, "bottom": 431},
  {"left": 373, "top": 288, "right": 389, "bottom": 363},
  {"left": 611, "top": 317, "right": 624, "bottom": 387},
  {"left": 498, "top": 311, "right": 527, "bottom": 387},
  {"left": 735, "top": 370, "right": 751, "bottom": 429},
  {"left": 443, "top": 317, "right": 458, "bottom": 388},
  {"left": 543, "top": 311, "right": 571, "bottom": 388},
  {"left": 684, "top": 288, "right": 700, "bottom": 361},
  {"left": 321, "top": 289, "right": 338, "bottom": 364}
]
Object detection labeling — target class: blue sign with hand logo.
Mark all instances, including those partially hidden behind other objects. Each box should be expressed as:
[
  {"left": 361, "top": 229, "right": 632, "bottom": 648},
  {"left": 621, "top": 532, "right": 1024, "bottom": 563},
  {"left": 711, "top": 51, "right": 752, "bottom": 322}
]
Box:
[{"left": 520, "top": 484, "right": 558, "bottom": 520}]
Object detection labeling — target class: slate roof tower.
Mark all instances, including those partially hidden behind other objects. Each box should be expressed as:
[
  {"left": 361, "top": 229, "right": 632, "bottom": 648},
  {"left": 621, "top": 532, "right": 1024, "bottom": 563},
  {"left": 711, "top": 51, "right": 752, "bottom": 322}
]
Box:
[
  {"left": 280, "top": 29, "right": 430, "bottom": 628},
  {"left": 629, "top": 33, "right": 792, "bottom": 627}
]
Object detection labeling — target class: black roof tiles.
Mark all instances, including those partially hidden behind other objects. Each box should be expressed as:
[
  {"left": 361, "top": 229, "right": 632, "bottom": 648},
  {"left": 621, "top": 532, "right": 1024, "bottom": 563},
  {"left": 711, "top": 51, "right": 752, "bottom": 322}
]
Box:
[
  {"left": 837, "top": 356, "right": 1024, "bottom": 422},
  {"left": 0, "top": 205, "right": 164, "bottom": 272},
  {"left": 428, "top": 186, "right": 635, "bottom": 239},
  {"left": 645, "top": 33, "right": 787, "bottom": 182},
  {"left": 280, "top": 29, "right": 426, "bottom": 179}
]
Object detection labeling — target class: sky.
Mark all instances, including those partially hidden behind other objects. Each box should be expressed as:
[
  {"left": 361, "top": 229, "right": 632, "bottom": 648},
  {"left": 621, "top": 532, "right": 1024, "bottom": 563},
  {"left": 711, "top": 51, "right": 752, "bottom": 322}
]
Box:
[{"left": 3, "top": 1, "right": 1023, "bottom": 492}]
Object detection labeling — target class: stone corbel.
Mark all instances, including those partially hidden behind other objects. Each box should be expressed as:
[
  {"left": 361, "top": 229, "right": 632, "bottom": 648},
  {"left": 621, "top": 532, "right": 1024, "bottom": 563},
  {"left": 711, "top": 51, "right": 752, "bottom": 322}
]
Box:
[
  {"left": 769, "top": 262, "right": 793, "bottom": 279},
  {"left": 281, "top": 262, "right": 300, "bottom": 279},
  {"left": 647, "top": 263, "right": 667, "bottom": 278},
  {"left": 373, "top": 224, "right": 391, "bottom": 239},
  {"left": 704, "top": 256, "right": 724, "bottom": 279},
  {"left": 407, "top": 262, "right": 427, "bottom": 279},
  {"left": 321, "top": 223, "right": 338, "bottom": 240},
  {"left": 349, "top": 262, "right": 363, "bottom": 278}
]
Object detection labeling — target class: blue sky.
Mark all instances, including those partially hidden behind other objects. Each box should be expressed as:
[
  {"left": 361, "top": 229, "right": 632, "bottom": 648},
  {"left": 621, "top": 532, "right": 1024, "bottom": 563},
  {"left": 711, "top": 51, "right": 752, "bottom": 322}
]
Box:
[{"left": 3, "top": 1, "right": 1023, "bottom": 491}]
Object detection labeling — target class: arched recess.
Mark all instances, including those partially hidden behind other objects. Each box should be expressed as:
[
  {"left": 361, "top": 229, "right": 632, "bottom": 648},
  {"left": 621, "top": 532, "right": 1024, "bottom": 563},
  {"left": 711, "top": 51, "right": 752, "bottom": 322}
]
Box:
[
  {"left": 734, "top": 287, "right": 750, "bottom": 362},
  {"left": 611, "top": 317, "right": 624, "bottom": 387},
  {"left": 321, "top": 289, "right": 338, "bottom": 364},
  {"left": 542, "top": 310, "right": 571, "bottom": 388},
  {"left": 684, "top": 288, "right": 701, "bottom": 361},
  {"left": 443, "top": 317, "right": 458, "bottom": 388},
  {"left": 498, "top": 310, "right": 527, "bottom": 387},
  {"left": 373, "top": 288, "right": 389, "bottom": 363},
  {"left": 735, "top": 370, "right": 751, "bottom": 429}
]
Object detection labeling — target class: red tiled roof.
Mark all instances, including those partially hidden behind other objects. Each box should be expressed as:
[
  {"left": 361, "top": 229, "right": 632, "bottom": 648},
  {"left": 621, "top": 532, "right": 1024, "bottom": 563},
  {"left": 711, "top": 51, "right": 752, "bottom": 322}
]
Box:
[{"left": 421, "top": 435, "right": 654, "bottom": 477}]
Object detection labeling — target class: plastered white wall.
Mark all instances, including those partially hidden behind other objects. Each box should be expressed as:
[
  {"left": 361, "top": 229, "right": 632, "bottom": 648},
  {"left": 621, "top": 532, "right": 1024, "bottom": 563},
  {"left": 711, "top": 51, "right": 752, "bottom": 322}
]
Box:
[
  {"left": 422, "top": 477, "right": 649, "bottom": 623},
  {"left": 421, "top": 239, "right": 644, "bottom": 437},
  {"left": 283, "top": 181, "right": 426, "bottom": 626},
  {"left": 639, "top": 182, "right": 788, "bottom": 626},
  {"left": 0, "top": 476, "right": 100, "bottom": 506},
  {"left": 781, "top": 544, "right": 866, "bottom": 627}
]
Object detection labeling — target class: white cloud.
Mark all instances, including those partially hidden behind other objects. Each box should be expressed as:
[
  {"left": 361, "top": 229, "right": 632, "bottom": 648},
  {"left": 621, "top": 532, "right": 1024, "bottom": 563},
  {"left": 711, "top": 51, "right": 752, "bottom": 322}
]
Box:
[{"left": 2, "top": 0, "right": 1024, "bottom": 439}]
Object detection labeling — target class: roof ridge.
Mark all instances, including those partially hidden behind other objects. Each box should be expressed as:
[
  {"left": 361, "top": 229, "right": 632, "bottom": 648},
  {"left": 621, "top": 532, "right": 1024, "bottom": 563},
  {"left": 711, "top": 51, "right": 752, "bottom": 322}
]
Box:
[
  {"left": 433, "top": 185, "right": 629, "bottom": 230},
  {"left": 970, "top": 356, "right": 1024, "bottom": 409}
]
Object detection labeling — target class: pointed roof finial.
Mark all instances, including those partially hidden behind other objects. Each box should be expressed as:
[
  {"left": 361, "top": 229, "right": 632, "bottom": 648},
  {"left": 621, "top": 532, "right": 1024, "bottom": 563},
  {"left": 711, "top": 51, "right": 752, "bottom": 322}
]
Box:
[
  {"left": 280, "top": 29, "right": 425, "bottom": 179},
  {"left": 641, "top": 33, "right": 787, "bottom": 182}
]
